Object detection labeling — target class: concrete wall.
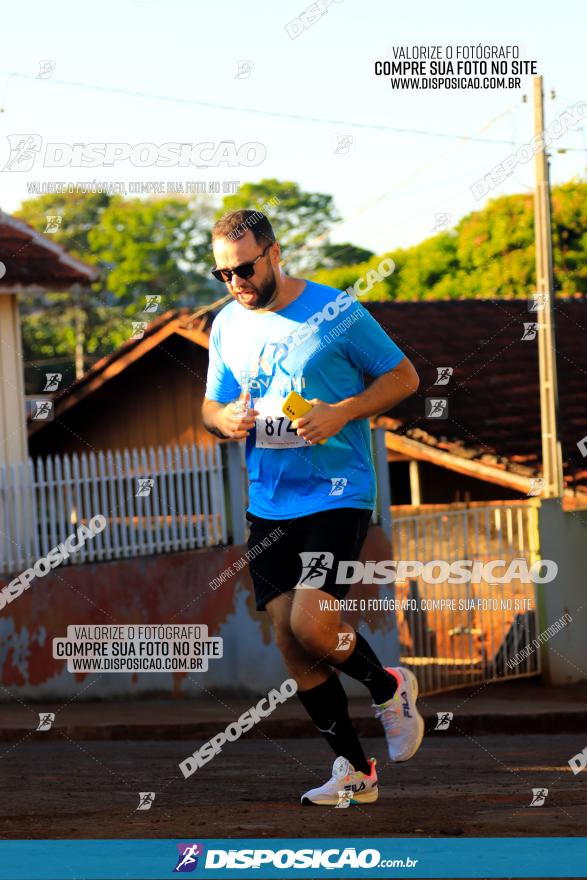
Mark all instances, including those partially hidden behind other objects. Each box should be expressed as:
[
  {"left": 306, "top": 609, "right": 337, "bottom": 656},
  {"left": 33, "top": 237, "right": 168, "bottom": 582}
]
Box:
[
  {"left": 537, "top": 499, "right": 587, "bottom": 684},
  {"left": 0, "top": 526, "right": 399, "bottom": 700}
]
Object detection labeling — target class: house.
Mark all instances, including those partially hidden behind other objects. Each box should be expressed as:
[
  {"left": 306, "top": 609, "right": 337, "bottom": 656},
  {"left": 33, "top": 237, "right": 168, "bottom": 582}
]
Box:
[
  {"left": 365, "top": 300, "right": 587, "bottom": 508},
  {"left": 27, "top": 303, "right": 221, "bottom": 458},
  {"left": 0, "top": 211, "right": 98, "bottom": 469},
  {"left": 28, "top": 297, "right": 587, "bottom": 507}
]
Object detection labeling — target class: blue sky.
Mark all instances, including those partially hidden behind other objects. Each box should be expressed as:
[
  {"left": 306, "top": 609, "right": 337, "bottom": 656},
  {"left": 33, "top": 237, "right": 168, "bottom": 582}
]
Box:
[{"left": 1, "top": 0, "right": 585, "bottom": 255}]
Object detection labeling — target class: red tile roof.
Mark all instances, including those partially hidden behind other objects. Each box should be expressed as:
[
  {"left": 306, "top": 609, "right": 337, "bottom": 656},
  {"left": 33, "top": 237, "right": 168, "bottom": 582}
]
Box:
[
  {"left": 0, "top": 212, "right": 99, "bottom": 287},
  {"left": 366, "top": 299, "right": 587, "bottom": 495}
]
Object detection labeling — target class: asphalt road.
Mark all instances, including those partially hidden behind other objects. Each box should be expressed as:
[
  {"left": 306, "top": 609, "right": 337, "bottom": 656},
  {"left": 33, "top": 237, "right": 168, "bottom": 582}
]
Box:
[{"left": 2, "top": 732, "right": 586, "bottom": 840}]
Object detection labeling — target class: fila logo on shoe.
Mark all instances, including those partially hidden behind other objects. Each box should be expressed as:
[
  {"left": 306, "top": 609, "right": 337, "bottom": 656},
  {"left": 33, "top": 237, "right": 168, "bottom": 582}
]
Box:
[
  {"left": 400, "top": 690, "right": 412, "bottom": 718},
  {"left": 344, "top": 781, "right": 366, "bottom": 793}
]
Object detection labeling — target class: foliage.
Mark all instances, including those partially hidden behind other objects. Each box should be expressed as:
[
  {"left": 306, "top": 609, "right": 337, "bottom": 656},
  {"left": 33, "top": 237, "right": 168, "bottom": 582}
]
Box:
[{"left": 311, "top": 181, "right": 587, "bottom": 300}]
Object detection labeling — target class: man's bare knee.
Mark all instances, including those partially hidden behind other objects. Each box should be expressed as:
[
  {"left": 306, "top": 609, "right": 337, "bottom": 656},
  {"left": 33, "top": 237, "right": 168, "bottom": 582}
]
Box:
[{"left": 290, "top": 616, "right": 333, "bottom": 658}]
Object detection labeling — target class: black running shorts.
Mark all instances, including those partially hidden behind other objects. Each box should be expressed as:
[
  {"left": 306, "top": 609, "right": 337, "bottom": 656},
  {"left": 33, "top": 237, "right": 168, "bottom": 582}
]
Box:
[{"left": 245, "top": 507, "right": 373, "bottom": 611}]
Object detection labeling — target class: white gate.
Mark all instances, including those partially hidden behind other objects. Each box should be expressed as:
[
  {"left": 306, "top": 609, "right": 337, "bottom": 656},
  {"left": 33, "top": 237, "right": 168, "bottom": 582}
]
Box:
[{"left": 391, "top": 502, "right": 541, "bottom": 694}]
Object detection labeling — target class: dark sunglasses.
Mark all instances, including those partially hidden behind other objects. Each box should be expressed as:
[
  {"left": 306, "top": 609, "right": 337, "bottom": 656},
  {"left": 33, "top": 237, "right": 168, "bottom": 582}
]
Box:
[{"left": 211, "top": 241, "right": 273, "bottom": 283}]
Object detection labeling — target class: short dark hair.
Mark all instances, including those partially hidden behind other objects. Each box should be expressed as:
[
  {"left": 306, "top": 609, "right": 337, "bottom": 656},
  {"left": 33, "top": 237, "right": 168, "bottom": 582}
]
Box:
[{"left": 212, "top": 210, "right": 276, "bottom": 245}]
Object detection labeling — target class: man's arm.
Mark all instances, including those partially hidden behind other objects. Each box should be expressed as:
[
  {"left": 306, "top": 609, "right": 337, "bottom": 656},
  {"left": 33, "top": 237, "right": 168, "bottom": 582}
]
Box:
[
  {"left": 293, "top": 357, "right": 419, "bottom": 445},
  {"left": 202, "top": 397, "right": 258, "bottom": 441},
  {"left": 334, "top": 355, "right": 419, "bottom": 421}
]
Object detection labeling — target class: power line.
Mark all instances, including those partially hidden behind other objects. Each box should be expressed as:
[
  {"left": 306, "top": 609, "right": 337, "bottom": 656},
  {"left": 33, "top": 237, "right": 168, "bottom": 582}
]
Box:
[
  {"left": 0, "top": 70, "right": 529, "bottom": 147},
  {"left": 282, "top": 101, "right": 524, "bottom": 264}
]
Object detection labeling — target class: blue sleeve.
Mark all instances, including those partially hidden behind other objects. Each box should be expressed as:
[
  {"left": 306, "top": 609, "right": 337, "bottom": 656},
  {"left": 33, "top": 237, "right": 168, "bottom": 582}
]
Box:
[
  {"left": 205, "top": 319, "right": 241, "bottom": 403},
  {"left": 344, "top": 302, "right": 406, "bottom": 376}
]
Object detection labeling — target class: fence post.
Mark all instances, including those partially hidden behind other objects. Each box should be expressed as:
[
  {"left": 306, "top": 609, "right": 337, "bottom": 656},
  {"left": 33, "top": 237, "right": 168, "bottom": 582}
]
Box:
[
  {"left": 225, "top": 441, "right": 247, "bottom": 545},
  {"left": 373, "top": 427, "right": 391, "bottom": 537}
]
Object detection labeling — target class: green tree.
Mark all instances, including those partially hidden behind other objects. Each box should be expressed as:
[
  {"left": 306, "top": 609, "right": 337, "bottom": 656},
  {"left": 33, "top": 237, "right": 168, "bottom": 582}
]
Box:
[
  {"left": 15, "top": 193, "right": 217, "bottom": 379},
  {"left": 311, "top": 180, "right": 587, "bottom": 301},
  {"left": 88, "top": 195, "right": 214, "bottom": 306},
  {"left": 15, "top": 191, "right": 110, "bottom": 263}
]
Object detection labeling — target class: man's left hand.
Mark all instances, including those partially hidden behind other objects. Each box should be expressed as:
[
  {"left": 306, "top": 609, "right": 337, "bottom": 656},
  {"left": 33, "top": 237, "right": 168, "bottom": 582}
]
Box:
[{"left": 291, "top": 399, "right": 348, "bottom": 445}]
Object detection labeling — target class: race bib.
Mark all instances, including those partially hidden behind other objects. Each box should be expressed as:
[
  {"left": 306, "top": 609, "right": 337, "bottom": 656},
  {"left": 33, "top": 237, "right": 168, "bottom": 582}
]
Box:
[{"left": 253, "top": 396, "right": 308, "bottom": 449}]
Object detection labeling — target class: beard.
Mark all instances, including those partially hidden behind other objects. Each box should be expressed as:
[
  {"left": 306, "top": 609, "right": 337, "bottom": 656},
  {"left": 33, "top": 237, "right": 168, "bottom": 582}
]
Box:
[{"left": 232, "top": 268, "right": 277, "bottom": 310}]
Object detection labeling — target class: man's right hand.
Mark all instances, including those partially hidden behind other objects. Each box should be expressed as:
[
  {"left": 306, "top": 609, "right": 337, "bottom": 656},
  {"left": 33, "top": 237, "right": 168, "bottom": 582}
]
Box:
[{"left": 215, "top": 400, "right": 259, "bottom": 440}]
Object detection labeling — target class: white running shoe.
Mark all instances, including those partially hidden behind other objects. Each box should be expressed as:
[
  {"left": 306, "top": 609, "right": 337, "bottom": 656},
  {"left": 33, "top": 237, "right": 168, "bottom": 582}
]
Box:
[
  {"left": 374, "top": 666, "right": 424, "bottom": 762},
  {"left": 301, "top": 756, "right": 378, "bottom": 806}
]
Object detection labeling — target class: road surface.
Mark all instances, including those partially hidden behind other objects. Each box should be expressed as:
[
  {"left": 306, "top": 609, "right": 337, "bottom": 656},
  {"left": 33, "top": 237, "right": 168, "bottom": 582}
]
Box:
[{"left": 3, "top": 733, "right": 586, "bottom": 840}]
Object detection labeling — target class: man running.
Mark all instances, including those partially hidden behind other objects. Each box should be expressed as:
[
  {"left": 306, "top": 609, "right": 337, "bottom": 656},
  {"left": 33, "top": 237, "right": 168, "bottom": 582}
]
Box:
[{"left": 202, "top": 209, "right": 424, "bottom": 806}]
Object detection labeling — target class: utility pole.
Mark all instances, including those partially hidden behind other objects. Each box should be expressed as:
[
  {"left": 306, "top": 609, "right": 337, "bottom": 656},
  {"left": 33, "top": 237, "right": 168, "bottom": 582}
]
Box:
[{"left": 533, "top": 75, "right": 564, "bottom": 498}]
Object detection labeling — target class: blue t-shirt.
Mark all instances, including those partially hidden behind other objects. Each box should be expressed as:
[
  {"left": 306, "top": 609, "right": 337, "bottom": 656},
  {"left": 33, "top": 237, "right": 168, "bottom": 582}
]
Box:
[{"left": 205, "top": 281, "right": 405, "bottom": 519}]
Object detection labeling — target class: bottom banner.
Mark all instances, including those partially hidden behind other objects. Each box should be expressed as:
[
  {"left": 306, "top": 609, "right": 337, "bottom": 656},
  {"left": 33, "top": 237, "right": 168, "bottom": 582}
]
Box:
[{"left": 0, "top": 838, "right": 585, "bottom": 879}]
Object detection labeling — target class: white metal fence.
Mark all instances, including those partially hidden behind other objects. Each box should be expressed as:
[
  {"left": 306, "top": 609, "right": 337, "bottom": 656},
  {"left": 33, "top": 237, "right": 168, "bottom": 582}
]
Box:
[
  {"left": 0, "top": 443, "right": 227, "bottom": 575},
  {"left": 391, "top": 502, "right": 541, "bottom": 694}
]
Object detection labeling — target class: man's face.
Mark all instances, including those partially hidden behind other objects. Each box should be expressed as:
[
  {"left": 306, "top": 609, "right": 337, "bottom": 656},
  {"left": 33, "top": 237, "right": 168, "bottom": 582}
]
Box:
[{"left": 212, "top": 230, "right": 279, "bottom": 310}]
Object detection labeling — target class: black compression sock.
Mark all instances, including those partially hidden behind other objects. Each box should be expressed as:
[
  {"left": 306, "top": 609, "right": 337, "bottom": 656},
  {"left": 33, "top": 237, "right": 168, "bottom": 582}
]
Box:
[
  {"left": 331, "top": 632, "right": 398, "bottom": 705},
  {"left": 296, "top": 674, "right": 371, "bottom": 775}
]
